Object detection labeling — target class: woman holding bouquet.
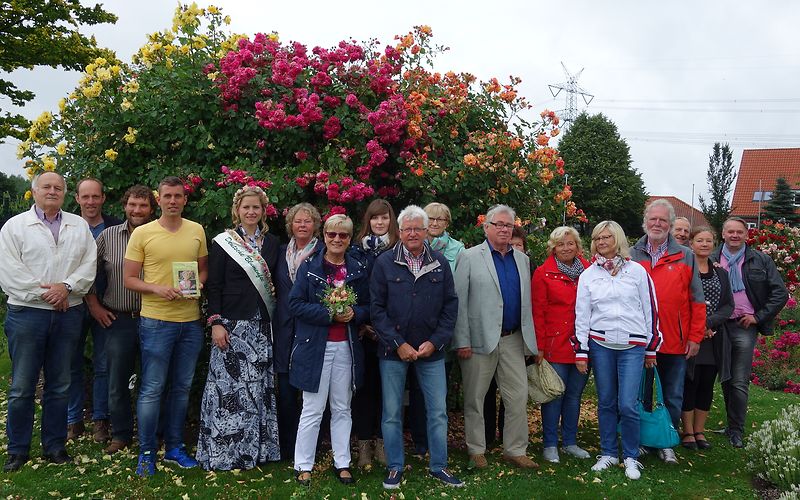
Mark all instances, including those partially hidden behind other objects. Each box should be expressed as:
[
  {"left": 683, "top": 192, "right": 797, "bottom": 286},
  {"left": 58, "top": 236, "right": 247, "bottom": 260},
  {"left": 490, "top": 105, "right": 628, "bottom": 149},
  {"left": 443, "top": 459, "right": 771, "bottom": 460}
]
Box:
[
  {"left": 290, "top": 214, "right": 370, "bottom": 485},
  {"left": 350, "top": 199, "right": 399, "bottom": 467},
  {"left": 197, "top": 185, "right": 281, "bottom": 470}
]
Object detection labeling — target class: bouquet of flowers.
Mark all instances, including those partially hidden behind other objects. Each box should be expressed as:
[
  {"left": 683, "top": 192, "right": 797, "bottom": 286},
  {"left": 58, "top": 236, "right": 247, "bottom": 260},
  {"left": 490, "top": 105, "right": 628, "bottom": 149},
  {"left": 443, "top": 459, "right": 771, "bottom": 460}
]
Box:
[{"left": 322, "top": 284, "right": 358, "bottom": 320}]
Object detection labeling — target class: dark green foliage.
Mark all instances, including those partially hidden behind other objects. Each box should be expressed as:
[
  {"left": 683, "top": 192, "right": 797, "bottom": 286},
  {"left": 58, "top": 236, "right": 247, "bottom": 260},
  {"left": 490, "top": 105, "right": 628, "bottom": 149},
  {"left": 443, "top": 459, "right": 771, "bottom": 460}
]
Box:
[
  {"left": 0, "top": 0, "right": 118, "bottom": 141},
  {"left": 763, "top": 177, "right": 799, "bottom": 224},
  {"left": 699, "top": 142, "right": 736, "bottom": 236},
  {"left": 557, "top": 112, "right": 648, "bottom": 236}
]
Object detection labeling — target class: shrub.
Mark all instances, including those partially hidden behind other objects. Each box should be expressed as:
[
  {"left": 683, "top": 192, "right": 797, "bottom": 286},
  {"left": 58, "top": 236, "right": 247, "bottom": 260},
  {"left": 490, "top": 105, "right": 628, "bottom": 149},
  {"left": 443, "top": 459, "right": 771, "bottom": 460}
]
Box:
[
  {"left": 753, "top": 304, "right": 800, "bottom": 393},
  {"left": 748, "top": 221, "right": 800, "bottom": 294},
  {"left": 16, "top": 3, "right": 584, "bottom": 249},
  {"left": 746, "top": 403, "right": 800, "bottom": 491}
]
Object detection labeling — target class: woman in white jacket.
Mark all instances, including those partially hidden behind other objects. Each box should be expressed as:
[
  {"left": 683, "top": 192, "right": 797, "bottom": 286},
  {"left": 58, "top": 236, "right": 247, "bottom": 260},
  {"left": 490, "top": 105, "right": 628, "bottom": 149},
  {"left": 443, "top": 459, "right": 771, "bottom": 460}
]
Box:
[{"left": 572, "top": 220, "right": 661, "bottom": 481}]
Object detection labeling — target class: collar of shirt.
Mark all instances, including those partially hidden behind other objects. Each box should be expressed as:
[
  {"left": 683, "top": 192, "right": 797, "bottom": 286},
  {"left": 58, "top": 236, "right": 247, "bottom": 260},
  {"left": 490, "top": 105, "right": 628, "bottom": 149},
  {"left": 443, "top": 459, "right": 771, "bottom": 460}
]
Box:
[
  {"left": 402, "top": 244, "right": 426, "bottom": 273},
  {"left": 646, "top": 238, "right": 669, "bottom": 262},
  {"left": 33, "top": 204, "right": 62, "bottom": 223},
  {"left": 486, "top": 239, "right": 513, "bottom": 257}
]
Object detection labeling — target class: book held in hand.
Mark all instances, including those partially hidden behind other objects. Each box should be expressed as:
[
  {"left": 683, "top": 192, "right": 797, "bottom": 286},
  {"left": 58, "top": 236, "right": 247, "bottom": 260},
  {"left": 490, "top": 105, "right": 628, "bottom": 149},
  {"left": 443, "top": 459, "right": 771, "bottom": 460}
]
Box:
[{"left": 173, "top": 261, "right": 200, "bottom": 297}]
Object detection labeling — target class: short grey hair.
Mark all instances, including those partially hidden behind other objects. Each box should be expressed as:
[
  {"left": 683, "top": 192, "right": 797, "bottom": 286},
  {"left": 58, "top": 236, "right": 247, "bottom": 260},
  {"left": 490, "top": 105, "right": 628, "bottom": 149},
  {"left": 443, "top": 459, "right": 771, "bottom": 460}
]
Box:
[
  {"left": 397, "top": 204, "right": 428, "bottom": 229},
  {"left": 643, "top": 198, "right": 676, "bottom": 232},
  {"left": 484, "top": 204, "right": 516, "bottom": 227},
  {"left": 31, "top": 171, "right": 66, "bottom": 191}
]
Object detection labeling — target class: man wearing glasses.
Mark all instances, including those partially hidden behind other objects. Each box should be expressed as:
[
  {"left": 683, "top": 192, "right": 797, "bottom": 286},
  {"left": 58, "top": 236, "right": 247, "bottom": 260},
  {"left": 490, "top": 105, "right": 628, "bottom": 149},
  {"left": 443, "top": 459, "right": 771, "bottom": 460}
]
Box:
[
  {"left": 370, "top": 205, "right": 463, "bottom": 489},
  {"left": 452, "top": 205, "right": 539, "bottom": 470}
]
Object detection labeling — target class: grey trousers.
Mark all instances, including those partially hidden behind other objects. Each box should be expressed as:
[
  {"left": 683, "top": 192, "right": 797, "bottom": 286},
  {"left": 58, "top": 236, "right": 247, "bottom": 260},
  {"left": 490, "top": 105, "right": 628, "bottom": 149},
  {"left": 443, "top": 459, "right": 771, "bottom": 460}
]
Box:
[{"left": 721, "top": 320, "right": 757, "bottom": 437}]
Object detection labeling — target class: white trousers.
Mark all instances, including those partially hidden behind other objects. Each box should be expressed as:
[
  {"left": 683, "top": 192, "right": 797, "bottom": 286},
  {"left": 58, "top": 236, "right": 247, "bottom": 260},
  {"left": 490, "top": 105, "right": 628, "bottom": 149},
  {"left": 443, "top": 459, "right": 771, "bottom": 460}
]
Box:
[{"left": 294, "top": 340, "right": 353, "bottom": 470}]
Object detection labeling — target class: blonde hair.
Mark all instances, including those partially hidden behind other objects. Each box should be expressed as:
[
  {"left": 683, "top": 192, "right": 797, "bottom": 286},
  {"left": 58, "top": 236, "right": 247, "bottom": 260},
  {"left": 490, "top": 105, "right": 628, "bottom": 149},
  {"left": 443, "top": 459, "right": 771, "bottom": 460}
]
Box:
[
  {"left": 285, "top": 202, "right": 322, "bottom": 237},
  {"left": 231, "top": 185, "right": 270, "bottom": 232},
  {"left": 590, "top": 220, "right": 630, "bottom": 258},
  {"left": 323, "top": 214, "right": 354, "bottom": 235},
  {"left": 546, "top": 226, "right": 583, "bottom": 256},
  {"left": 424, "top": 202, "right": 452, "bottom": 223}
]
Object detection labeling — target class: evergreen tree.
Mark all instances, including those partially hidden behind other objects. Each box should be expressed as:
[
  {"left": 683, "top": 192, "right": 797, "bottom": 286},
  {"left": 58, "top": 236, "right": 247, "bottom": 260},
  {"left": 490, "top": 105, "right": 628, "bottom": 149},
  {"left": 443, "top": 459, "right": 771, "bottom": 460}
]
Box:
[
  {"left": 762, "top": 177, "right": 799, "bottom": 224},
  {"left": 699, "top": 142, "right": 736, "bottom": 235},
  {"left": 557, "top": 112, "right": 648, "bottom": 236}
]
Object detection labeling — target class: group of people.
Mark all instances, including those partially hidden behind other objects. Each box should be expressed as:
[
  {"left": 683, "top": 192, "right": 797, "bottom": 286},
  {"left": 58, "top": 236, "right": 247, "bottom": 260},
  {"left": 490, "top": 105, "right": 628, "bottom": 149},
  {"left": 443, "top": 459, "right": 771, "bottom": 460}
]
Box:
[{"left": 0, "top": 171, "right": 788, "bottom": 489}]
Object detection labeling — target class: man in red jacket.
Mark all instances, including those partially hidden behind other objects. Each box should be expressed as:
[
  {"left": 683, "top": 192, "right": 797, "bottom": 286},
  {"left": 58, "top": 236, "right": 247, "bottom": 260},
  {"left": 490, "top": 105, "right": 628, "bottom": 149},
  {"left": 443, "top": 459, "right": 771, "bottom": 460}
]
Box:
[{"left": 630, "top": 199, "right": 706, "bottom": 464}]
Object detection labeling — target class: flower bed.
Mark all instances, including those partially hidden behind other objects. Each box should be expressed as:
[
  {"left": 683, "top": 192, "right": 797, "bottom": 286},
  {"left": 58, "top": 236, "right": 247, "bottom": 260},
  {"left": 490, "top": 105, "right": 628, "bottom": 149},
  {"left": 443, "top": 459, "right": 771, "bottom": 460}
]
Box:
[
  {"left": 746, "top": 403, "right": 800, "bottom": 493},
  {"left": 752, "top": 301, "right": 800, "bottom": 394}
]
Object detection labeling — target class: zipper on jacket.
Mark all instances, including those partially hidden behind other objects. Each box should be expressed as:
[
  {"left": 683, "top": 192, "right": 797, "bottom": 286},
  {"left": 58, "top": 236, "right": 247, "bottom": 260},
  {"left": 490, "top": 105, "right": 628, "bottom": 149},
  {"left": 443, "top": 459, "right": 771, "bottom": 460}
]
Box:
[
  {"left": 347, "top": 323, "right": 357, "bottom": 391},
  {"left": 288, "top": 338, "right": 309, "bottom": 371},
  {"left": 677, "top": 312, "right": 684, "bottom": 342}
]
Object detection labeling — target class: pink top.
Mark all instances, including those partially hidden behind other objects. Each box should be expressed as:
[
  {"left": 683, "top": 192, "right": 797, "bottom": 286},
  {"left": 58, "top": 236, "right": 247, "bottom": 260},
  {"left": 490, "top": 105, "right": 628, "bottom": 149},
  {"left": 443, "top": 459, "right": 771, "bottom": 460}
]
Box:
[{"left": 719, "top": 252, "right": 755, "bottom": 317}]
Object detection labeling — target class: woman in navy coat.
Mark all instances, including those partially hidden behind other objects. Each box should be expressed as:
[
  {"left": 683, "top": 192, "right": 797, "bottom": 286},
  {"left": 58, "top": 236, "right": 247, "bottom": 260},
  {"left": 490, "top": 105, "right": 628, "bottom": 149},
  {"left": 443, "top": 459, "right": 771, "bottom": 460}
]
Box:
[{"left": 289, "top": 214, "right": 370, "bottom": 486}]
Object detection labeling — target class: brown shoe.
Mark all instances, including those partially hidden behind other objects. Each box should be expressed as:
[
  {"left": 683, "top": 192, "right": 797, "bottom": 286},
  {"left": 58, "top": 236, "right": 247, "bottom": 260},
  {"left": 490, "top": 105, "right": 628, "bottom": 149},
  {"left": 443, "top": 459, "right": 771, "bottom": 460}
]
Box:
[
  {"left": 503, "top": 454, "right": 539, "bottom": 469},
  {"left": 92, "top": 420, "right": 110, "bottom": 442},
  {"left": 104, "top": 440, "right": 129, "bottom": 454},
  {"left": 469, "top": 453, "right": 488, "bottom": 468},
  {"left": 67, "top": 421, "right": 85, "bottom": 441}
]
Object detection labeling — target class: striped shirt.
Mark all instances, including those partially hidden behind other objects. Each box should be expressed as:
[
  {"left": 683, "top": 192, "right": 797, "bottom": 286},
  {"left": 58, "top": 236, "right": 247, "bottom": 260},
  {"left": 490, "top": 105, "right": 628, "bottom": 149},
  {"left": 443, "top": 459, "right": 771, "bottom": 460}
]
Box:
[
  {"left": 89, "top": 221, "right": 141, "bottom": 313},
  {"left": 647, "top": 238, "right": 669, "bottom": 267}
]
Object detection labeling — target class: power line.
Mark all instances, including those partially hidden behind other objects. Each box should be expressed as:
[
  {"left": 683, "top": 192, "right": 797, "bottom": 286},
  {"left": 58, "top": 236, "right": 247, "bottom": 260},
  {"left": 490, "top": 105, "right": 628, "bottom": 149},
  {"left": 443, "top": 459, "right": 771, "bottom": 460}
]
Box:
[
  {"left": 594, "top": 105, "right": 800, "bottom": 114},
  {"left": 595, "top": 97, "right": 800, "bottom": 104}
]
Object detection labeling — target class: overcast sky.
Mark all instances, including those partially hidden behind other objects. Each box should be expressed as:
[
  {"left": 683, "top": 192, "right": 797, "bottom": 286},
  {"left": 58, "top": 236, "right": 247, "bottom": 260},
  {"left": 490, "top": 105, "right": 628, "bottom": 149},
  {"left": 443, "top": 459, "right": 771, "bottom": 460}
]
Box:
[{"left": 3, "top": 0, "right": 800, "bottom": 208}]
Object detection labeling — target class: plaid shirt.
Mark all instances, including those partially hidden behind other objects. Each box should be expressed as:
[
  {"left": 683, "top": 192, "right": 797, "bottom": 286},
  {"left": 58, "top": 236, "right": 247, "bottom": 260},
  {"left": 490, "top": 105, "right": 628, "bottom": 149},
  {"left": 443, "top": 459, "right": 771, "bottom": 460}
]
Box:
[
  {"left": 402, "top": 245, "right": 426, "bottom": 276},
  {"left": 647, "top": 238, "right": 670, "bottom": 267}
]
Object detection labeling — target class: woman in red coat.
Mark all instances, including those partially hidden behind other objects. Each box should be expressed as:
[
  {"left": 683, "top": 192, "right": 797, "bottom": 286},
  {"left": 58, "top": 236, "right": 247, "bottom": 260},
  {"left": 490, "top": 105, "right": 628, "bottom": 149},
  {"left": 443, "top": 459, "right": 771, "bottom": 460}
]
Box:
[{"left": 532, "top": 226, "right": 591, "bottom": 464}]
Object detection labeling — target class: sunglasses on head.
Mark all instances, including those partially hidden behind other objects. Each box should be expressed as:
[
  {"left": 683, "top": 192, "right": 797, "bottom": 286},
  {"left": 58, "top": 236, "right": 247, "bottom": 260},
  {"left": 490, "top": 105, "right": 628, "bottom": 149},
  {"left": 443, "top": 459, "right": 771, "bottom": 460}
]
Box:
[{"left": 325, "top": 231, "right": 351, "bottom": 240}]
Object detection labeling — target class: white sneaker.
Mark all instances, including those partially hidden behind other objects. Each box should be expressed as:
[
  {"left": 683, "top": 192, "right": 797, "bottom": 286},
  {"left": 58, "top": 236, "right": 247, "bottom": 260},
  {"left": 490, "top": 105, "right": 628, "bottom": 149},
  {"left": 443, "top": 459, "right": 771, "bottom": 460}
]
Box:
[
  {"left": 543, "top": 447, "right": 559, "bottom": 463},
  {"left": 623, "top": 457, "right": 643, "bottom": 480},
  {"left": 562, "top": 445, "right": 591, "bottom": 459},
  {"left": 590, "top": 455, "right": 619, "bottom": 472},
  {"left": 657, "top": 448, "right": 678, "bottom": 464}
]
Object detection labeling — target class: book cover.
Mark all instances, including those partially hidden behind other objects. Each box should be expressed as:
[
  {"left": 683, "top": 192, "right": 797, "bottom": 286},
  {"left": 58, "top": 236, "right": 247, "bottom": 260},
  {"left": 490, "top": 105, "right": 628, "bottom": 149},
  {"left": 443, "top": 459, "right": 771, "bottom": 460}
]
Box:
[{"left": 173, "top": 261, "right": 200, "bottom": 297}]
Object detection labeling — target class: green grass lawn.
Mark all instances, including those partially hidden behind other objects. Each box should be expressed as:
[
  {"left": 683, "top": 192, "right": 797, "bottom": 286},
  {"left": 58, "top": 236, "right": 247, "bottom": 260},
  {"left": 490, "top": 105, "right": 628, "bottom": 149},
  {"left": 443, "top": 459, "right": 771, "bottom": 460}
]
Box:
[{"left": 0, "top": 344, "right": 796, "bottom": 499}]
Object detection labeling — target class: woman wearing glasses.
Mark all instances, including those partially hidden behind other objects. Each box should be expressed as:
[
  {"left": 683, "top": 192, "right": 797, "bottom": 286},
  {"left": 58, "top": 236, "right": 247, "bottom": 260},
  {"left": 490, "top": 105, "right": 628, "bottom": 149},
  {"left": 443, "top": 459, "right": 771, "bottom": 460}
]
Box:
[
  {"left": 424, "top": 202, "right": 464, "bottom": 271},
  {"left": 289, "top": 214, "right": 370, "bottom": 486},
  {"left": 572, "top": 221, "right": 661, "bottom": 481}
]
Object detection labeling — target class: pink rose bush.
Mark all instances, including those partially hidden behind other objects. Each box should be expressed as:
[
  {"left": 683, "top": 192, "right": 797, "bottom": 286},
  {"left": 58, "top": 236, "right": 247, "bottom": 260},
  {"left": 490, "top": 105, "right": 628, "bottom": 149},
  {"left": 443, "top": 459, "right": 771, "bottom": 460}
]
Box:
[{"left": 16, "top": 5, "right": 578, "bottom": 242}]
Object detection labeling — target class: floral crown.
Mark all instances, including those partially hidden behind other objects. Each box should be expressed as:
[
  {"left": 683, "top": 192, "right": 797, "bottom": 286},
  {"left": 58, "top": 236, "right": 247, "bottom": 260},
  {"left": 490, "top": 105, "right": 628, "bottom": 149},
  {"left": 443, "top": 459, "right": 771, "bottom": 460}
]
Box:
[{"left": 233, "top": 184, "right": 269, "bottom": 203}]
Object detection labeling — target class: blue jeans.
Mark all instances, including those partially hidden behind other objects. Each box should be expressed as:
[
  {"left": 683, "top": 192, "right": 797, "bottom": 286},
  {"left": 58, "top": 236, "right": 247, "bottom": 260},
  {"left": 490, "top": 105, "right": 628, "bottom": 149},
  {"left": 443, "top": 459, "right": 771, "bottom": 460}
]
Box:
[
  {"left": 5, "top": 304, "right": 84, "bottom": 454},
  {"left": 380, "top": 358, "right": 448, "bottom": 472},
  {"left": 590, "top": 340, "right": 644, "bottom": 460},
  {"left": 68, "top": 314, "right": 109, "bottom": 423},
  {"left": 137, "top": 317, "right": 203, "bottom": 453},
  {"left": 652, "top": 353, "right": 687, "bottom": 431},
  {"left": 102, "top": 313, "right": 139, "bottom": 443},
  {"left": 541, "top": 362, "right": 589, "bottom": 448}
]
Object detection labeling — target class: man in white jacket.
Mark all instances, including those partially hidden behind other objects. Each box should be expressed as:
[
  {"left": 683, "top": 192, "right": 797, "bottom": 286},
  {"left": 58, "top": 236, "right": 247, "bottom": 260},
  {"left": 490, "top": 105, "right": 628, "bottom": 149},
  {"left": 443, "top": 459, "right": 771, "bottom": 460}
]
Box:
[{"left": 0, "top": 171, "right": 96, "bottom": 472}]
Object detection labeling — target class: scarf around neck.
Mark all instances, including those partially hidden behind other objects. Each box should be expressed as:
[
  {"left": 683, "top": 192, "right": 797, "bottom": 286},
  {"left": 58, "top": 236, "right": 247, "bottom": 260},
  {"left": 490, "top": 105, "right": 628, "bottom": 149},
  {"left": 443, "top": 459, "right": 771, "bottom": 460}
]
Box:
[
  {"left": 555, "top": 256, "right": 585, "bottom": 281},
  {"left": 594, "top": 254, "right": 626, "bottom": 276},
  {"left": 722, "top": 245, "right": 746, "bottom": 292},
  {"left": 362, "top": 233, "right": 390, "bottom": 253},
  {"left": 430, "top": 232, "right": 452, "bottom": 253},
  {"left": 286, "top": 236, "right": 319, "bottom": 283}
]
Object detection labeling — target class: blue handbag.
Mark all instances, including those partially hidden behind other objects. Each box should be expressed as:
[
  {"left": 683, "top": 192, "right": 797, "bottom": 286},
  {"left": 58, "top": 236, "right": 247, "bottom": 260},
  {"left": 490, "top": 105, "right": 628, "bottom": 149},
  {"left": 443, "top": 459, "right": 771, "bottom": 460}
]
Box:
[{"left": 637, "top": 368, "right": 680, "bottom": 449}]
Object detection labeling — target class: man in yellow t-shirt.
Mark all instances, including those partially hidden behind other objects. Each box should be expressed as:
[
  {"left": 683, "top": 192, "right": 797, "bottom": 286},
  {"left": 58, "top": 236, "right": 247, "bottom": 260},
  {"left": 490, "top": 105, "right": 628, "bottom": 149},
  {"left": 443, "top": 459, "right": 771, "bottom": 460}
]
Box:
[{"left": 123, "top": 176, "right": 208, "bottom": 477}]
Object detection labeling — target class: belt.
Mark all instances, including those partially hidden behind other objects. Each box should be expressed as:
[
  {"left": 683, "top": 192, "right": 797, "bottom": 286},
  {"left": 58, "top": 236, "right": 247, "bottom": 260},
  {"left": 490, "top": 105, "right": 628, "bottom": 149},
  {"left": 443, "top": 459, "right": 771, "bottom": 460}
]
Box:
[{"left": 500, "top": 329, "right": 519, "bottom": 337}]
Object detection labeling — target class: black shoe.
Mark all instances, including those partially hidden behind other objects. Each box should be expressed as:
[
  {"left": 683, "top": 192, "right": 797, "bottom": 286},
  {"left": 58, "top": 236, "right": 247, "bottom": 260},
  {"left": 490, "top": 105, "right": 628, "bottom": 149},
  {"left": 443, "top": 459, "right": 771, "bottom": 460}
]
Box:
[
  {"left": 334, "top": 467, "right": 355, "bottom": 485},
  {"left": 43, "top": 449, "right": 73, "bottom": 464},
  {"left": 3, "top": 454, "right": 29, "bottom": 472},
  {"left": 729, "top": 433, "right": 744, "bottom": 448},
  {"left": 694, "top": 432, "right": 712, "bottom": 450}
]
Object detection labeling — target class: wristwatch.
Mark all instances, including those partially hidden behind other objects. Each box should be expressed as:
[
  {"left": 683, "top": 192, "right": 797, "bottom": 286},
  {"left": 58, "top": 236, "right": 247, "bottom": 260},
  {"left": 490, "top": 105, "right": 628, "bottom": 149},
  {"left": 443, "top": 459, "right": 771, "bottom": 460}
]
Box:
[{"left": 63, "top": 282, "right": 73, "bottom": 293}]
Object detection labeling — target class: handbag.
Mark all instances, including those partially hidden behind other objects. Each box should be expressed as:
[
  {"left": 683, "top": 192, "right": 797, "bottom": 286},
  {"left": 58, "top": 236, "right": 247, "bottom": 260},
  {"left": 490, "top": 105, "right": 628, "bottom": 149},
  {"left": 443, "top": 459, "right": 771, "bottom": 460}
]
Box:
[
  {"left": 527, "top": 359, "right": 566, "bottom": 404},
  {"left": 637, "top": 368, "right": 680, "bottom": 449}
]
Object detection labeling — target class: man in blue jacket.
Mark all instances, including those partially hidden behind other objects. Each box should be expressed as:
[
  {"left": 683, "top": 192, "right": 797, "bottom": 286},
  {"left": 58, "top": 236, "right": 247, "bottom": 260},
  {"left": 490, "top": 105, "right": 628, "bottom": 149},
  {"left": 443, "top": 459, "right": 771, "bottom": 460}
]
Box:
[{"left": 370, "top": 205, "right": 463, "bottom": 490}]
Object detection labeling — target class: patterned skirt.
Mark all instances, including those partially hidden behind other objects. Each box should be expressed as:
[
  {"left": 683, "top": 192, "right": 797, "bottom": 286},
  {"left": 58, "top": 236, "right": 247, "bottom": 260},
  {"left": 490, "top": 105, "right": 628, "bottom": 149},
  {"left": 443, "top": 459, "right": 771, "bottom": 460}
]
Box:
[{"left": 197, "top": 313, "right": 281, "bottom": 470}]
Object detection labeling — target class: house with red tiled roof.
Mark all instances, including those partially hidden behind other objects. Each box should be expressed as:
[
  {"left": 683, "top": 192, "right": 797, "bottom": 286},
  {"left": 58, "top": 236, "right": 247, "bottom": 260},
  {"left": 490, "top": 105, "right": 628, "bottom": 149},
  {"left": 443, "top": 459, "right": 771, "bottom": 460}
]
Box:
[
  {"left": 730, "top": 148, "right": 800, "bottom": 226},
  {"left": 646, "top": 196, "right": 709, "bottom": 227}
]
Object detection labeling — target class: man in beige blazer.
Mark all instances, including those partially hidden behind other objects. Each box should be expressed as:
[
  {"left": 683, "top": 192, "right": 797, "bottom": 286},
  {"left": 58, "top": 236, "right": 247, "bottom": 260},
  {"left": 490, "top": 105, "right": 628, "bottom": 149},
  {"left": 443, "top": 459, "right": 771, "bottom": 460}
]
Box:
[{"left": 453, "top": 204, "right": 538, "bottom": 469}]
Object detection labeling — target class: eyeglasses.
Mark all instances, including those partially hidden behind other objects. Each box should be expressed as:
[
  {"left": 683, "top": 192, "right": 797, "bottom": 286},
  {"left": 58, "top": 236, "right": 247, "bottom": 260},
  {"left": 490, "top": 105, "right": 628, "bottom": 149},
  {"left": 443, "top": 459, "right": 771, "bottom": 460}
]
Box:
[
  {"left": 429, "top": 217, "right": 448, "bottom": 223},
  {"left": 325, "top": 231, "right": 351, "bottom": 240},
  {"left": 592, "top": 234, "right": 614, "bottom": 242},
  {"left": 488, "top": 221, "right": 514, "bottom": 230},
  {"left": 400, "top": 227, "right": 427, "bottom": 234}
]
